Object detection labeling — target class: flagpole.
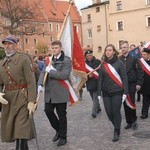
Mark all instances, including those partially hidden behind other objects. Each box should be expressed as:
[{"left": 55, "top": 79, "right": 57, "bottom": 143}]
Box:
[
  {"left": 42, "top": 0, "right": 73, "bottom": 86},
  {"left": 57, "top": 0, "right": 73, "bottom": 40}
]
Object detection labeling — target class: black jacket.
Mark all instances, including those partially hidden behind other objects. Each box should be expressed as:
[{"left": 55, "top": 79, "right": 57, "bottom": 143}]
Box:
[
  {"left": 140, "top": 60, "right": 150, "bottom": 95},
  {"left": 119, "top": 54, "right": 144, "bottom": 92},
  {"left": 98, "top": 57, "right": 128, "bottom": 96},
  {"left": 86, "top": 57, "right": 101, "bottom": 91}
]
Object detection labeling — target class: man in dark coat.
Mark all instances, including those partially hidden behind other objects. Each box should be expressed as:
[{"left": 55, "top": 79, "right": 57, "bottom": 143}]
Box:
[
  {"left": 119, "top": 41, "right": 144, "bottom": 130},
  {"left": 0, "top": 36, "right": 37, "bottom": 150},
  {"left": 38, "top": 40, "right": 72, "bottom": 146},
  {"left": 85, "top": 50, "right": 101, "bottom": 118},
  {"left": 140, "top": 48, "right": 150, "bottom": 119}
]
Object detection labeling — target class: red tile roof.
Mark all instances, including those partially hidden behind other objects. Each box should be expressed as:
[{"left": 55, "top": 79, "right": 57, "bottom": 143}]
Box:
[{"left": 33, "top": 0, "right": 81, "bottom": 23}]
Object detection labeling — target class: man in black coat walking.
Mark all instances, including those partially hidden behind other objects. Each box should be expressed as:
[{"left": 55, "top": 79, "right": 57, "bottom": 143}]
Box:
[
  {"left": 120, "top": 41, "right": 144, "bottom": 130},
  {"left": 140, "top": 48, "right": 150, "bottom": 119},
  {"left": 85, "top": 50, "right": 101, "bottom": 118}
]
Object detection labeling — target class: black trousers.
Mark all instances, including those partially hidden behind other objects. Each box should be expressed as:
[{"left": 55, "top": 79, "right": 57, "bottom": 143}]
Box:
[
  {"left": 103, "top": 94, "right": 122, "bottom": 130},
  {"left": 124, "top": 91, "right": 137, "bottom": 124},
  {"left": 45, "top": 102, "right": 67, "bottom": 138},
  {"left": 141, "top": 95, "right": 150, "bottom": 116}
]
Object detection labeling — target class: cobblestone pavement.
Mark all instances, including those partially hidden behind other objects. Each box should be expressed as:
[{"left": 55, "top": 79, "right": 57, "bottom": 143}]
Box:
[{"left": 0, "top": 89, "right": 150, "bottom": 150}]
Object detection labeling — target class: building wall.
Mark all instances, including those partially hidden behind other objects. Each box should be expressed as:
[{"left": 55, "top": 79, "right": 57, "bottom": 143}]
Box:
[
  {"left": 81, "top": 0, "right": 150, "bottom": 57},
  {"left": 0, "top": 0, "right": 82, "bottom": 56},
  {"left": 108, "top": 0, "right": 150, "bottom": 49},
  {"left": 81, "top": 2, "right": 109, "bottom": 58}
]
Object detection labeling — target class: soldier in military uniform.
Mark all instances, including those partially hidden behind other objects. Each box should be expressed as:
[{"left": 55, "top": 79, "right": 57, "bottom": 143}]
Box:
[{"left": 0, "top": 36, "right": 37, "bottom": 150}]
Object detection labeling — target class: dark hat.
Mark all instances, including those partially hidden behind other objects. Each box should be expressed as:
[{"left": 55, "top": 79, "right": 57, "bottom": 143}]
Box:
[
  {"left": 2, "top": 36, "right": 19, "bottom": 44},
  {"left": 143, "top": 48, "right": 150, "bottom": 53},
  {"left": 84, "top": 50, "right": 93, "bottom": 56}
]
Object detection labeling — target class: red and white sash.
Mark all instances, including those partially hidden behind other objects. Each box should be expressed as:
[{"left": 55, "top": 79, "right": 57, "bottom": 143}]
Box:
[
  {"left": 103, "top": 63, "right": 136, "bottom": 109},
  {"left": 45, "top": 57, "right": 78, "bottom": 104},
  {"left": 140, "top": 58, "right": 150, "bottom": 76},
  {"left": 85, "top": 64, "right": 99, "bottom": 79}
]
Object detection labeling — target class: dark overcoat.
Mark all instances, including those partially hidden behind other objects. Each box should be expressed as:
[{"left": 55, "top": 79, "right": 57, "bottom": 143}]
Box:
[{"left": 0, "top": 52, "right": 36, "bottom": 142}]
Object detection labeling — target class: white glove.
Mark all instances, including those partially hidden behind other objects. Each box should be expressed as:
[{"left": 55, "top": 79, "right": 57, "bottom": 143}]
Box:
[
  {"left": 136, "top": 85, "right": 141, "bottom": 91},
  {"left": 122, "top": 94, "right": 127, "bottom": 103},
  {"left": 0, "top": 93, "right": 8, "bottom": 105},
  {"left": 27, "top": 102, "right": 37, "bottom": 114},
  {"left": 38, "top": 85, "right": 44, "bottom": 94},
  {"left": 45, "top": 65, "right": 55, "bottom": 73},
  {"left": 98, "top": 96, "right": 102, "bottom": 101}
]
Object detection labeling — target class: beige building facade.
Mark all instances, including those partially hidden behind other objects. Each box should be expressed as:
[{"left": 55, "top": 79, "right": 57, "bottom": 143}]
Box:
[{"left": 81, "top": 0, "right": 150, "bottom": 57}]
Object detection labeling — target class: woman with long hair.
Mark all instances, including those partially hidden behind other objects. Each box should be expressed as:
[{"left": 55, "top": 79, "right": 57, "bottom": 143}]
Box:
[{"left": 98, "top": 44, "right": 128, "bottom": 142}]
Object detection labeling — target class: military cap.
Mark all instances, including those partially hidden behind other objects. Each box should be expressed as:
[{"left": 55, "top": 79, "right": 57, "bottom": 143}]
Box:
[
  {"left": 2, "top": 36, "right": 19, "bottom": 44},
  {"left": 143, "top": 48, "right": 150, "bottom": 53},
  {"left": 84, "top": 50, "right": 93, "bottom": 56}
]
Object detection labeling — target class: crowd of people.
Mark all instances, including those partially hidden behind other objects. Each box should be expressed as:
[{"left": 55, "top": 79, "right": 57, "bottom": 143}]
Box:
[{"left": 0, "top": 35, "right": 150, "bottom": 150}]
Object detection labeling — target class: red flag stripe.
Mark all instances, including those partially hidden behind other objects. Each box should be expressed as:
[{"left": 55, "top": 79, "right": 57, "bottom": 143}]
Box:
[
  {"left": 103, "top": 63, "right": 136, "bottom": 109},
  {"left": 140, "top": 58, "right": 150, "bottom": 76}
]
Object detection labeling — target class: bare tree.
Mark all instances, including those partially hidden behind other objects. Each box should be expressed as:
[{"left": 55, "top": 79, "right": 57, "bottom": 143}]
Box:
[{"left": 0, "top": 0, "right": 46, "bottom": 35}]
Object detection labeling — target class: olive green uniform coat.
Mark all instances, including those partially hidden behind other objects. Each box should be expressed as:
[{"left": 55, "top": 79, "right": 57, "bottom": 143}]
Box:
[{"left": 0, "top": 52, "right": 36, "bottom": 142}]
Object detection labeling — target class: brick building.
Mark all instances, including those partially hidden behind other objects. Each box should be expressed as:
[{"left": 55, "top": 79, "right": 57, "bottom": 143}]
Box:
[{"left": 0, "top": 0, "right": 81, "bottom": 55}]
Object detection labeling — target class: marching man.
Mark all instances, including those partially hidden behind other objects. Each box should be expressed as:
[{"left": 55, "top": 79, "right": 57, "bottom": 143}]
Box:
[
  {"left": 0, "top": 36, "right": 37, "bottom": 150},
  {"left": 140, "top": 48, "right": 150, "bottom": 119},
  {"left": 38, "top": 40, "right": 72, "bottom": 146}
]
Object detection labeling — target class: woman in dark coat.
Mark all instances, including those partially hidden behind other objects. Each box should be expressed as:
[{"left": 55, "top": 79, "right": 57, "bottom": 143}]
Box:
[{"left": 98, "top": 44, "right": 128, "bottom": 142}]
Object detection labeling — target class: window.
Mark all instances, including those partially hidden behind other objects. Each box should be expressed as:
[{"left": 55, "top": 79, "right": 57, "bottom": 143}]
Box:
[
  {"left": 25, "top": 38, "right": 28, "bottom": 45},
  {"left": 5, "top": 20, "right": 11, "bottom": 26},
  {"left": 87, "top": 29, "right": 92, "bottom": 39},
  {"left": 98, "top": 46, "right": 102, "bottom": 52},
  {"left": 56, "top": 24, "right": 60, "bottom": 32},
  {"left": 118, "top": 40, "right": 124, "bottom": 49},
  {"left": 97, "top": 25, "right": 101, "bottom": 32},
  {"left": 87, "top": 14, "right": 91, "bottom": 22},
  {"left": 50, "top": 36, "right": 53, "bottom": 42},
  {"left": 146, "top": 0, "right": 150, "bottom": 5},
  {"left": 116, "top": 1, "right": 122, "bottom": 11},
  {"left": 34, "top": 39, "right": 37, "bottom": 45},
  {"left": 49, "top": 23, "right": 53, "bottom": 31},
  {"left": 74, "top": 25, "right": 78, "bottom": 32},
  {"left": 117, "top": 21, "right": 123, "bottom": 31},
  {"left": 42, "top": 33, "right": 45, "bottom": 37},
  {"left": 146, "top": 16, "right": 150, "bottom": 26},
  {"left": 96, "top": 7, "right": 100, "bottom": 12}
]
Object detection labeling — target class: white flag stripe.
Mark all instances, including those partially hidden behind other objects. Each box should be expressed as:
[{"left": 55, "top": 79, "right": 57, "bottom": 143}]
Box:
[
  {"left": 108, "top": 64, "right": 122, "bottom": 84},
  {"left": 140, "top": 58, "right": 150, "bottom": 72},
  {"left": 60, "top": 14, "right": 73, "bottom": 59},
  {"left": 65, "top": 80, "right": 78, "bottom": 102},
  {"left": 85, "top": 64, "right": 99, "bottom": 77},
  {"left": 144, "top": 41, "right": 150, "bottom": 48}
]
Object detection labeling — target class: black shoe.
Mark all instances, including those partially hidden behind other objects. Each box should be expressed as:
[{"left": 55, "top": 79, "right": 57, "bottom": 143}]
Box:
[
  {"left": 124, "top": 123, "right": 132, "bottom": 129},
  {"left": 91, "top": 114, "right": 96, "bottom": 118},
  {"left": 57, "top": 138, "right": 67, "bottom": 146},
  {"left": 140, "top": 114, "right": 148, "bottom": 119},
  {"left": 132, "top": 122, "right": 138, "bottom": 130},
  {"left": 112, "top": 129, "right": 120, "bottom": 142},
  {"left": 97, "top": 108, "right": 101, "bottom": 113},
  {"left": 53, "top": 133, "right": 59, "bottom": 142}
]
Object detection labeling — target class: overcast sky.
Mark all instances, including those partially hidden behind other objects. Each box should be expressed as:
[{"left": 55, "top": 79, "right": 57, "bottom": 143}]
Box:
[
  {"left": 59, "top": 0, "right": 92, "bottom": 10},
  {"left": 73, "top": 0, "right": 92, "bottom": 10}
]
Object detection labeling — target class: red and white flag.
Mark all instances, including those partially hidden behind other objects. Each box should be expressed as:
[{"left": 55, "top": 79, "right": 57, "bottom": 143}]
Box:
[
  {"left": 140, "top": 58, "right": 150, "bottom": 76},
  {"left": 144, "top": 41, "right": 150, "bottom": 49},
  {"left": 59, "top": 14, "right": 87, "bottom": 94},
  {"left": 85, "top": 64, "right": 99, "bottom": 79},
  {"left": 72, "top": 27, "right": 87, "bottom": 92},
  {"left": 103, "top": 63, "right": 136, "bottom": 109}
]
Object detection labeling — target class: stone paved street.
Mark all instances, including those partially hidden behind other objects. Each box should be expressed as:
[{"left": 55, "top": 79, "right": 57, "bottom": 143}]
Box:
[{"left": 0, "top": 89, "right": 150, "bottom": 150}]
